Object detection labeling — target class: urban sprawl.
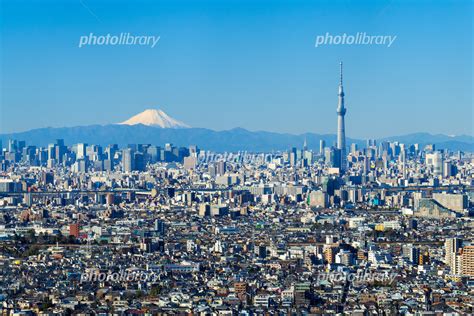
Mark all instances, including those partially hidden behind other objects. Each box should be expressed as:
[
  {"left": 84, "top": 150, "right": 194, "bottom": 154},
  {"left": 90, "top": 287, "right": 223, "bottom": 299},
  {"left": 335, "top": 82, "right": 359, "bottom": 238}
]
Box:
[
  {"left": 1, "top": 65, "right": 473, "bottom": 315},
  {"left": 0, "top": 137, "right": 473, "bottom": 315}
]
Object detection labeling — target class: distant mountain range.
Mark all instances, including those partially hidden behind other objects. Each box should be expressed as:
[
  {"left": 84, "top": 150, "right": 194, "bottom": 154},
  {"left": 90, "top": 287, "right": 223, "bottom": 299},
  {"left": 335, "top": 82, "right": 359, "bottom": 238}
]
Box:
[{"left": 0, "top": 109, "right": 472, "bottom": 152}]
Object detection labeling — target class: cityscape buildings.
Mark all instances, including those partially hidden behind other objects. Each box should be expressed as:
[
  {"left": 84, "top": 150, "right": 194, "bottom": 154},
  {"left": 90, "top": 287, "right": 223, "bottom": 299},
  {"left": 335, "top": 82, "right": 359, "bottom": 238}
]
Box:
[
  {"left": 0, "top": 66, "right": 472, "bottom": 315},
  {"left": 1, "top": 0, "right": 472, "bottom": 313},
  {"left": 0, "top": 115, "right": 473, "bottom": 313}
]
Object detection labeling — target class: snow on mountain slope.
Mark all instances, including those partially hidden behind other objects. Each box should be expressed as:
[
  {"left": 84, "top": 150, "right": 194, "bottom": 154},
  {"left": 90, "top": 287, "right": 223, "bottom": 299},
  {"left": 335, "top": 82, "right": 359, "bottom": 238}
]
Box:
[{"left": 120, "top": 109, "right": 190, "bottom": 128}]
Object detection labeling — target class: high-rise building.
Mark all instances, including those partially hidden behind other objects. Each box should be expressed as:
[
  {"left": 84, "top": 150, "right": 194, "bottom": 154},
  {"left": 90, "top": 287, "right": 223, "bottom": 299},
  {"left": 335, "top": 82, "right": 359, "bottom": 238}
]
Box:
[
  {"left": 147, "top": 145, "right": 160, "bottom": 163},
  {"left": 76, "top": 143, "right": 87, "bottom": 160},
  {"left": 461, "top": 245, "right": 474, "bottom": 277},
  {"left": 184, "top": 155, "right": 197, "bottom": 170},
  {"left": 445, "top": 237, "right": 462, "bottom": 274},
  {"left": 55, "top": 139, "right": 66, "bottom": 164},
  {"left": 216, "top": 161, "right": 226, "bottom": 176},
  {"left": 426, "top": 151, "right": 443, "bottom": 176},
  {"left": 199, "top": 203, "right": 211, "bottom": 217},
  {"left": 8, "top": 139, "right": 17, "bottom": 152},
  {"left": 257, "top": 245, "right": 267, "bottom": 259},
  {"left": 319, "top": 139, "right": 325, "bottom": 154},
  {"left": 122, "top": 148, "right": 134, "bottom": 172},
  {"left": 309, "top": 190, "right": 328, "bottom": 208},
  {"left": 402, "top": 244, "right": 420, "bottom": 264},
  {"left": 134, "top": 151, "right": 145, "bottom": 171},
  {"left": 290, "top": 147, "right": 297, "bottom": 166},
  {"left": 69, "top": 223, "right": 80, "bottom": 238},
  {"left": 328, "top": 147, "right": 341, "bottom": 169},
  {"left": 336, "top": 62, "right": 347, "bottom": 171},
  {"left": 105, "top": 144, "right": 118, "bottom": 162},
  {"left": 443, "top": 160, "right": 457, "bottom": 178},
  {"left": 234, "top": 282, "right": 247, "bottom": 295},
  {"left": 350, "top": 143, "right": 358, "bottom": 155},
  {"left": 154, "top": 219, "right": 166, "bottom": 235}
]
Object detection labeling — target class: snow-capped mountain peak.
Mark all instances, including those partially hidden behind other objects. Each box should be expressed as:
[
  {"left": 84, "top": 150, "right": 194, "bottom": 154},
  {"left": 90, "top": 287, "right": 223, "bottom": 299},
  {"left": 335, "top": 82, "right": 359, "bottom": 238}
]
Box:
[{"left": 119, "top": 109, "right": 190, "bottom": 128}]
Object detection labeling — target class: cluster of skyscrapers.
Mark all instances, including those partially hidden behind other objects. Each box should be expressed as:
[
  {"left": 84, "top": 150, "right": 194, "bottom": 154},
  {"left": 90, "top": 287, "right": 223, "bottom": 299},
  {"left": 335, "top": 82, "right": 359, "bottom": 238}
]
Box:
[{"left": 0, "top": 139, "right": 194, "bottom": 174}]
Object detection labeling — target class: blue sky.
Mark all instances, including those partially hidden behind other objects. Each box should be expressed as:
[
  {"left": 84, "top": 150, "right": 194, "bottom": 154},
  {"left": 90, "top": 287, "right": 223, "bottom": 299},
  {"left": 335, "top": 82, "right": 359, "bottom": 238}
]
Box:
[{"left": 1, "top": 0, "right": 472, "bottom": 138}]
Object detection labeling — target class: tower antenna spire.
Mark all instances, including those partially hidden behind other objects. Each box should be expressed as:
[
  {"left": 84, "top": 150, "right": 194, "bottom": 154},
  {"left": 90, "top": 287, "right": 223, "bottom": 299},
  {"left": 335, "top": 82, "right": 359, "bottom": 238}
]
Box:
[
  {"left": 336, "top": 61, "right": 346, "bottom": 172},
  {"left": 340, "top": 61, "right": 343, "bottom": 85}
]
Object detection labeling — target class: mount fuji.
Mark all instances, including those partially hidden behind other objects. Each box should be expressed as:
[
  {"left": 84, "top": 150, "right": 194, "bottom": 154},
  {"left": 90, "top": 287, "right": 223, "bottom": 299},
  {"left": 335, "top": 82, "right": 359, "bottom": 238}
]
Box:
[{"left": 119, "top": 109, "right": 190, "bottom": 128}]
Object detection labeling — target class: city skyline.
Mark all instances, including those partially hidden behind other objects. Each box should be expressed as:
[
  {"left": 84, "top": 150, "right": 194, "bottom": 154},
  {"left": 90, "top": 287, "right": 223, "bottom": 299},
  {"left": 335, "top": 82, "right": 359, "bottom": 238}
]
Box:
[
  {"left": 1, "top": 0, "right": 472, "bottom": 137},
  {"left": 1, "top": 1, "right": 473, "bottom": 314},
  {"left": 1, "top": 112, "right": 473, "bottom": 314}
]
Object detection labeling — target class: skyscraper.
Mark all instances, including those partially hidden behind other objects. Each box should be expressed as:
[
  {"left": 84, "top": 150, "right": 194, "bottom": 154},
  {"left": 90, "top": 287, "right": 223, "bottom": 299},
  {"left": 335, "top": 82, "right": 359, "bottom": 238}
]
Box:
[
  {"left": 319, "top": 139, "right": 325, "bottom": 154},
  {"left": 154, "top": 219, "right": 166, "bottom": 235},
  {"left": 122, "top": 148, "right": 134, "bottom": 172},
  {"left": 426, "top": 151, "right": 443, "bottom": 177},
  {"left": 461, "top": 245, "right": 474, "bottom": 277},
  {"left": 336, "top": 62, "right": 347, "bottom": 171},
  {"left": 445, "top": 237, "right": 462, "bottom": 275}
]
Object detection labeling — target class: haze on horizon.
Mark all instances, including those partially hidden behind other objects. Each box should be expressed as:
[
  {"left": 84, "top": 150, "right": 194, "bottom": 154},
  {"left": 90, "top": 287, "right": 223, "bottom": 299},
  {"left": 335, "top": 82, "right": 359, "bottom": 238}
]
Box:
[{"left": 0, "top": 0, "right": 472, "bottom": 138}]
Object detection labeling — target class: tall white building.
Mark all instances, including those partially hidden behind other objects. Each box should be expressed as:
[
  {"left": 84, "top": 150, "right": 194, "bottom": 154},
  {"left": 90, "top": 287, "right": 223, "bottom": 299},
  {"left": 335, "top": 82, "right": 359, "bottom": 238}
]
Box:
[
  {"left": 426, "top": 152, "right": 443, "bottom": 176},
  {"left": 445, "top": 237, "right": 462, "bottom": 275},
  {"left": 336, "top": 62, "right": 347, "bottom": 171}
]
